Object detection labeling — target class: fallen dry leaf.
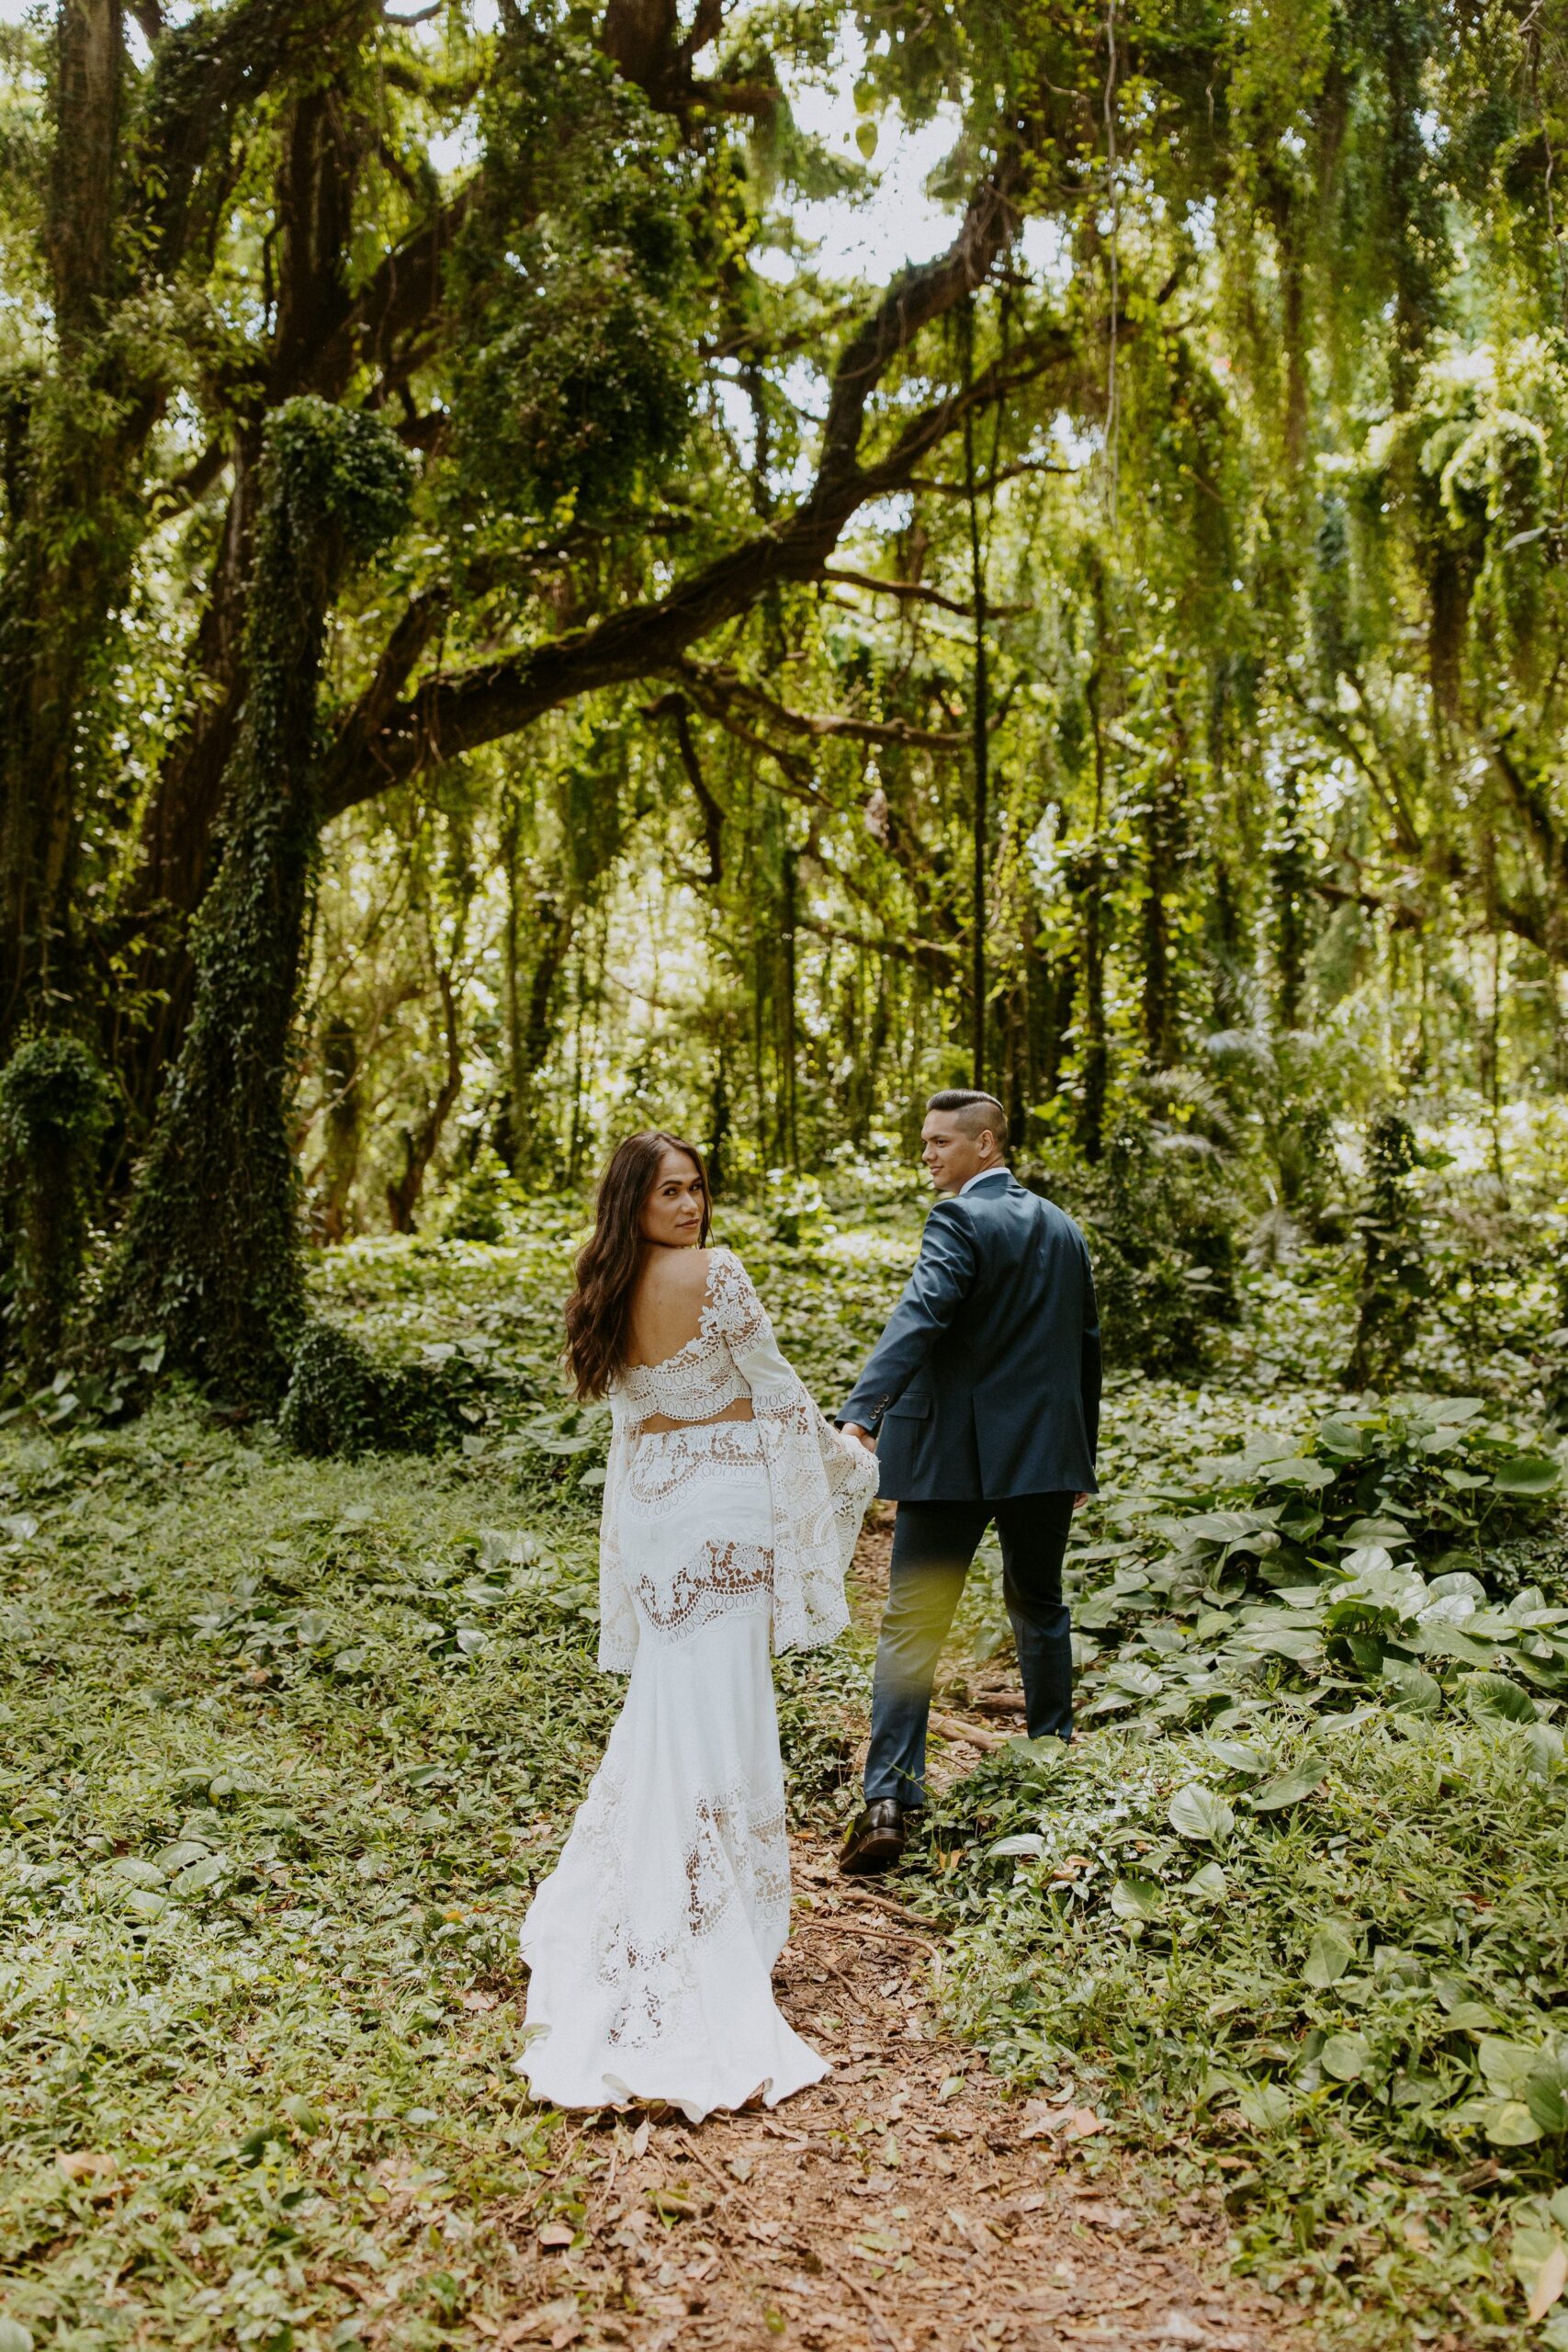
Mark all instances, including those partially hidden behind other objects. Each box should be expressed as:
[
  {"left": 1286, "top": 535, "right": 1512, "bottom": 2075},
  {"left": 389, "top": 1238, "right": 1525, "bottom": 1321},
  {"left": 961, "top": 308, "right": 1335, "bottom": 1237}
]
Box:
[
  {"left": 1529, "top": 2243, "right": 1568, "bottom": 2325},
  {"left": 497, "top": 2299, "right": 581, "bottom": 2348},
  {"left": 57, "top": 2150, "right": 117, "bottom": 2180},
  {"left": 536, "top": 2221, "right": 575, "bottom": 2250}
]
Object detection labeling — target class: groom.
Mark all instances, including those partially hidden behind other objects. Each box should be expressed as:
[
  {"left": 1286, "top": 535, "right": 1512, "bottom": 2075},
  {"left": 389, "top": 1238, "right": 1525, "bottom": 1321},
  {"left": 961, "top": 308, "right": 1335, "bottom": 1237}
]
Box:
[{"left": 836, "top": 1091, "right": 1100, "bottom": 1875}]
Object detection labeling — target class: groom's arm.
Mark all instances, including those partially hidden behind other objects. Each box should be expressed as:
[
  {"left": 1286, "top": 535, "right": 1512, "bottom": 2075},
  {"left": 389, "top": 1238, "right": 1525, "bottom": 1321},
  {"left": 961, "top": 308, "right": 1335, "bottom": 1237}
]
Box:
[{"left": 838, "top": 1200, "right": 978, "bottom": 1434}]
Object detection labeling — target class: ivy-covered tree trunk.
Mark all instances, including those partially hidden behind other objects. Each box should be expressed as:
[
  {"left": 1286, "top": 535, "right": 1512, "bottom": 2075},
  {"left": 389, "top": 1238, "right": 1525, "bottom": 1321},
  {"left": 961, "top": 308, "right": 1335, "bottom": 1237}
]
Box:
[
  {"left": 97, "top": 398, "right": 410, "bottom": 1403},
  {"left": 1344, "top": 1106, "right": 1427, "bottom": 1389},
  {"left": 0, "top": 1032, "right": 112, "bottom": 1379}
]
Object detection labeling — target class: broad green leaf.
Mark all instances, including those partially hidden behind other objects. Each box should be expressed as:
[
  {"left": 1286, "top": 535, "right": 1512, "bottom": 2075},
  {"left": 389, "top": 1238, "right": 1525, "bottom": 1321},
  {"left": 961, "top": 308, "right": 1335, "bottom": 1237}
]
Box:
[
  {"left": 1303, "top": 1925, "right": 1355, "bottom": 1988},
  {"left": 987, "top": 1833, "right": 1044, "bottom": 1860},
  {"left": 1180, "top": 1510, "right": 1278, "bottom": 1543},
  {"left": 1426, "top": 1568, "right": 1486, "bottom": 1608},
  {"left": 155, "top": 1839, "right": 214, "bottom": 1874},
  {"left": 1256, "top": 1457, "right": 1335, "bottom": 1488},
  {"left": 1202, "top": 1739, "right": 1267, "bottom": 1774},
  {"left": 1382, "top": 1657, "right": 1441, "bottom": 1714},
  {"left": 0, "top": 2318, "right": 35, "bottom": 2352},
  {"left": 1339, "top": 1544, "right": 1396, "bottom": 1578},
  {"left": 124, "top": 1888, "right": 167, "bottom": 1920},
  {"left": 169, "top": 1853, "right": 228, "bottom": 1898},
  {"left": 1512, "top": 2227, "right": 1568, "bottom": 2319},
  {"left": 1235, "top": 1626, "right": 1321, "bottom": 1662},
  {"left": 1526, "top": 1721, "right": 1567, "bottom": 1781},
  {"left": 1527, "top": 2043, "right": 1568, "bottom": 2134},
  {"left": 1484, "top": 2099, "right": 1542, "bottom": 2146},
  {"left": 1478, "top": 2037, "right": 1539, "bottom": 2096},
  {"left": 1463, "top": 1672, "right": 1536, "bottom": 1724},
  {"left": 1237, "top": 2083, "right": 1293, "bottom": 2130},
  {"left": 1250, "top": 1756, "right": 1326, "bottom": 1811},
  {"left": 1491, "top": 1455, "right": 1561, "bottom": 1496},
  {"left": 107, "top": 1857, "right": 166, "bottom": 1890},
  {"left": 1105, "top": 1662, "right": 1163, "bottom": 1698},
  {"left": 1319, "top": 2032, "right": 1371, "bottom": 2082},
  {"left": 1110, "top": 1874, "right": 1163, "bottom": 1921},
  {"left": 1168, "top": 1784, "right": 1235, "bottom": 1843},
  {"left": 1183, "top": 1861, "right": 1228, "bottom": 1901}
]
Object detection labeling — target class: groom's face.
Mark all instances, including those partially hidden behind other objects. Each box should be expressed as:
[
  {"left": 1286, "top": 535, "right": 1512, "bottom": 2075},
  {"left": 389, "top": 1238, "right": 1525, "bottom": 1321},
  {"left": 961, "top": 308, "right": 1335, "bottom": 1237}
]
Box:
[{"left": 920, "top": 1112, "right": 990, "bottom": 1195}]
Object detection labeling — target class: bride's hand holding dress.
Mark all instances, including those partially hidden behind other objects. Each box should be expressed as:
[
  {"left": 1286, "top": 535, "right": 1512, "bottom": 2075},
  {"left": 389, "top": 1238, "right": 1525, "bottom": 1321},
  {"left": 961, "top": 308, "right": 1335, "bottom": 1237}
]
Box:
[{"left": 517, "top": 1246, "right": 877, "bottom": 2123}]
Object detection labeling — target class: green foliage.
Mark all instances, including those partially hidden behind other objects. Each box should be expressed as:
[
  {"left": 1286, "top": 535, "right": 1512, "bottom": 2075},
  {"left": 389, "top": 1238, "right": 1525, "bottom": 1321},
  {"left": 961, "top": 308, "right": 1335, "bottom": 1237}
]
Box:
[
  {"left": 437, "top": 1144, "right": 517, "bottom": 1244},
  {"left": 0, "top": 1032, "right": 113, "bottom": 1378},
  {"left": 96, "top": 401, "right": 413, "bottom": 1405},
  {"left": 1346, "top": 1107, "right": 1427, "bottom": 1389},
  {"left": 277, "top": 1320, "right": 481, "bottom": 1460},
  {"left": 446, "top": 19, "right": 694, "bottom": 533},
  {"left": 0, "top": 1031, "right": 113, "bottom": 1158},
  {"left": 931, "top": 1346, "right": 1568, "bottom": 2337},
  {"left": 4, "top": 1191, "right": 1567, "bottom": 2344},
  {"left": 906, "top": 1712, "right": 1568, "bottom": 2333},
  {"left": 0, "top": 1393, "right": 597, "bottom": 2346}
]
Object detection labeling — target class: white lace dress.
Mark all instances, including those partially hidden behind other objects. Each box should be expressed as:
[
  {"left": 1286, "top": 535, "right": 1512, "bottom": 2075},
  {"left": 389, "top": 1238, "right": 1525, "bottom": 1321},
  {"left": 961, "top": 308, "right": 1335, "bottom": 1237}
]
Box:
[{"left": 517, "top": 1249, "right": 877, "bottom": 2121}]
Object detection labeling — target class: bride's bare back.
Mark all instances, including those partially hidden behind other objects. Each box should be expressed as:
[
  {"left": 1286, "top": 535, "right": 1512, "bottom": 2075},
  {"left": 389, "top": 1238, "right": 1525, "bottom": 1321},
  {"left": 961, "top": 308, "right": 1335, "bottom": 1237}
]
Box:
[{"left": 626, "top": 1246, "right": 754, "bottom": 1431}]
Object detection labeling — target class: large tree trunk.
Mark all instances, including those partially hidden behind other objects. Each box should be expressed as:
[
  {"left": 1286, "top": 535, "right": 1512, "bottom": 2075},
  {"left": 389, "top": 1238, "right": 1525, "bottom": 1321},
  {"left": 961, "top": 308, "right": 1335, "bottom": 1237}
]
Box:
[
  {"left": 0, "top": 1, "right": 127, "bottom": 1049},
  {"left": 116, "top": 82, "right": 368, "bottom": 1129},
  {"left": 96, "top": 400, "right": 410, "bottom": 1402}
]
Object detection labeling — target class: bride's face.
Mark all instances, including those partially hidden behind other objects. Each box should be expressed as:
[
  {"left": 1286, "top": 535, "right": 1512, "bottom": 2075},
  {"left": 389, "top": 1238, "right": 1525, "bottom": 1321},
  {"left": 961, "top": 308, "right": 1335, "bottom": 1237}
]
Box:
[{"left": 639, "top": 1148, "right": 706, "bottom": 1248}]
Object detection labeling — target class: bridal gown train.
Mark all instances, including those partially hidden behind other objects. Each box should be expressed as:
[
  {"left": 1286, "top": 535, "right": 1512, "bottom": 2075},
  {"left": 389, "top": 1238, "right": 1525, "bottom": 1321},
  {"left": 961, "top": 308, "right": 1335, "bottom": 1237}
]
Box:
[{"left": 518, "top": 1250, "right": 877, "bottom": 2123}]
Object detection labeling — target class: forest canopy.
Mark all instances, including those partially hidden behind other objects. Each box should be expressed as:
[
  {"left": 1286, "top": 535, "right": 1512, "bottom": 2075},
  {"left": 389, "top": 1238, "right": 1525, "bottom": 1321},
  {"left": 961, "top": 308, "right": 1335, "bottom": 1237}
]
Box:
[{"left": 0, "top": 0, "right": 1564, "bottom": 1404}]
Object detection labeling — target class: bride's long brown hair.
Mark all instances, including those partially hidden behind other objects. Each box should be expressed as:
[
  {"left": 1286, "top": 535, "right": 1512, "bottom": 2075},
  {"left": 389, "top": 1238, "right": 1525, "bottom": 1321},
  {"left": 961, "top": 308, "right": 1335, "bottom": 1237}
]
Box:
[{"left": 563, "top": 1132, "right": 713, "bottom": 1399}]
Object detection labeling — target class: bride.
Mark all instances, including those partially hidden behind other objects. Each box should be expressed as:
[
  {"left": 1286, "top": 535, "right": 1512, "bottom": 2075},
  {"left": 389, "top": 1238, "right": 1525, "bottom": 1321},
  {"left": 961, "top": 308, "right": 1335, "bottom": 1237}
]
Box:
[{"left": 518, "top": 1131, "right": 877, "bottom": 2121}]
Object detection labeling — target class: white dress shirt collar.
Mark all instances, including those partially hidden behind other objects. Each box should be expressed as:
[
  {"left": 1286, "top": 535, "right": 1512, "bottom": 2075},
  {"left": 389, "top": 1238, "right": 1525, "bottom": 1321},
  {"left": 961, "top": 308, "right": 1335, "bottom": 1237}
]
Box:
[{"left": 958, "top": 1164, "right": 1011, "bottom": 1197}]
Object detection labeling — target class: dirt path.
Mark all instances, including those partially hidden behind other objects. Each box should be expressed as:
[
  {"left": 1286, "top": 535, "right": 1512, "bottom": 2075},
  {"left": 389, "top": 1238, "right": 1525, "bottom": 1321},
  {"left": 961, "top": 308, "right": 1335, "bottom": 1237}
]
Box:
[
  {"left": 488, "top": 1838, "right": 1301, "bottom": 2352},
  {"left": 487, "top": 1518, "right": 1304, "bottom": 2352}
]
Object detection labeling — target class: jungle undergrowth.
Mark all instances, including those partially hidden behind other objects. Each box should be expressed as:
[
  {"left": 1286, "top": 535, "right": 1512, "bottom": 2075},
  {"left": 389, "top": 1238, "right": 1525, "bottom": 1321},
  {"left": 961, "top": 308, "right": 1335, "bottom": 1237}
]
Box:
[{"left": 1, "top": 1193, "right": 1565, "bottom": 2348}]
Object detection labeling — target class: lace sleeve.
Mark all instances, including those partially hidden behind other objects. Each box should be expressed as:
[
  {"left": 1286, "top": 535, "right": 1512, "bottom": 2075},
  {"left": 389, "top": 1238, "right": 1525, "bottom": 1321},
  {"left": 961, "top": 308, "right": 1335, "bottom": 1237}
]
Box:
[
  {"left": 708, "top": 1250, "right": 878, "bottom": 1655},
  {"left": 596, "top": 1396, "right": 638, "bottom": 1673}
]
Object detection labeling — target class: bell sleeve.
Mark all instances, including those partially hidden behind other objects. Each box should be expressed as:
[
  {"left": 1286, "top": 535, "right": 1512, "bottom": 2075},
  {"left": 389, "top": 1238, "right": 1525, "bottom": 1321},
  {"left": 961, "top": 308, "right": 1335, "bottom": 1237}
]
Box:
[
  {"left": 595, "top": 1395, "right": 639, "bottom": 1674},
  {"left": 706, "top": 1249, "right": 878, "bottom": 1655}
]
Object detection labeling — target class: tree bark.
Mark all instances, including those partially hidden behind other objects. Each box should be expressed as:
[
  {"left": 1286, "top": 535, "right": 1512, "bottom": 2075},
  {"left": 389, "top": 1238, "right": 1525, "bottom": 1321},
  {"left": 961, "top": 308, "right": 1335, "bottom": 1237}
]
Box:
[{"left": 95, "top": 401, "right": 410, "bottom": 1401}]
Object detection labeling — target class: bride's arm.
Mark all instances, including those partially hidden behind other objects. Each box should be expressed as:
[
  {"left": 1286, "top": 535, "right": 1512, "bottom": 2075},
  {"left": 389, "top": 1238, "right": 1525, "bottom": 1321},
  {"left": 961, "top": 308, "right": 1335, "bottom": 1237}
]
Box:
[{"left": 708, "top": 1250, "right": 873, "bottom": 1467}]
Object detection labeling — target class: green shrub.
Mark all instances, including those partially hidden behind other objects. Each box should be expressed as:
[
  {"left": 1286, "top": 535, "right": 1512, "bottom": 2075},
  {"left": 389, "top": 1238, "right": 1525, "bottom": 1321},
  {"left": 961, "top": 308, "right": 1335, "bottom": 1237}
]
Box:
[
  {"left": 0, "top": 1031, "right": 114, "bottom": 1378},
  {"left": 277, "top": 1322, "right": 481, "bottom": 1458}
]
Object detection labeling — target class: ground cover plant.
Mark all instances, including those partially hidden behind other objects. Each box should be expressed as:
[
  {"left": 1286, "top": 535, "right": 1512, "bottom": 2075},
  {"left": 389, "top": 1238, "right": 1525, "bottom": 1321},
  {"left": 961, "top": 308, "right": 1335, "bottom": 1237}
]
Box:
[
  {"left": 3, "top": 1188, "right": 1566, "bottom": 2348},
  {"left": 905, "top": 1325, "right": 1568, "bottom": 2345}
]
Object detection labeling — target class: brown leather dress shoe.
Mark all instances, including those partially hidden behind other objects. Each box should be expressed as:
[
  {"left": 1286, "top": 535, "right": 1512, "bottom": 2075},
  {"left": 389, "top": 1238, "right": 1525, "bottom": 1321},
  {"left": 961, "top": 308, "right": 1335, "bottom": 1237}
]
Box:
[{"left": 839, "top": 1799, "right": 907, "bottom": 1876}]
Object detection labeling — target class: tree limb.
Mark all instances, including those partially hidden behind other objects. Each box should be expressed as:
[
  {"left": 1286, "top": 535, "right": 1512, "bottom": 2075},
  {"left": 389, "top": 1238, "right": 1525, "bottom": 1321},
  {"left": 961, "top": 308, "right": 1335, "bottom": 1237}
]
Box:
[
  {"left": 819, "top": 565, "right": 1032, "bottom": 619},
  {"left": 135, "top": 0, "right": 370, "bottom": 282},
  {"left": 322, "top": 163, "right": 1064, "bottom": 815},
  {"left": 641, "top": 692, "right": 725, "bottom": 882},
  {"left": 673, "top": 656, "right": 968, "bottom": 752}
]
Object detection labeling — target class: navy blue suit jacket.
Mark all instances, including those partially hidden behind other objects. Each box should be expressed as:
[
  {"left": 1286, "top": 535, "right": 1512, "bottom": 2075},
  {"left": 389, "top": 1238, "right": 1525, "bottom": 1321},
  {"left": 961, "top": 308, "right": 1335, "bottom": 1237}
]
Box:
[{"left": 838, "top": 1170, "right": 1100, "bottom": 1503}]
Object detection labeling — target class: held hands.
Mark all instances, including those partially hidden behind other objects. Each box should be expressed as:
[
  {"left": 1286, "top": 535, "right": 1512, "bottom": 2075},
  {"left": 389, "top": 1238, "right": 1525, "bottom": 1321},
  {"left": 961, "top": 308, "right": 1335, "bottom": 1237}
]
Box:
[{"left": 841, "top": 1421, "right": 876, "bottom": 1454}]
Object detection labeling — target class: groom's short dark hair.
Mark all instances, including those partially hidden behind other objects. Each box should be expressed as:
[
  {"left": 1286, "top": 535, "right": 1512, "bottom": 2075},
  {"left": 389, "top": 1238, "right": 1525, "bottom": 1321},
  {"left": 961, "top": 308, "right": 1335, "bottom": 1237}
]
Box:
[{"left": 927, "top": 1089, "right": 1009, "bottom": 1151}]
